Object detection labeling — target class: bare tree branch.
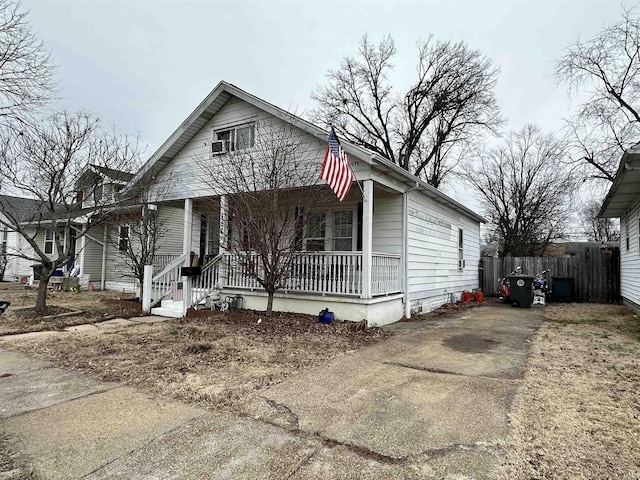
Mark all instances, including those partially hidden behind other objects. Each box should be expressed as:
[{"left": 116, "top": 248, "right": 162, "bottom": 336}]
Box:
[
  {"left": 312, "top": 34, "right": 502, "bottom": 187},
  {"left": 466, "top": 125, "right": 579, "bottom": 257},
  {"left": 557, "top": 5, "right": 640, "bottom": 183},
  {"left": 0, "top": 0, "right": 55, "bottom": 131},
  {"left": 0, "top": 111, "right": 141, "bottom": 312}
]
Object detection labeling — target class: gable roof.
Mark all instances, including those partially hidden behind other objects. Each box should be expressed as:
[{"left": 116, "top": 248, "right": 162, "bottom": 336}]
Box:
[
  {"left": 75, "top": 164, "right": 134, "bottom": 191},
  {"left": 0, "top": 195, "right": 53, "bottom": 223},
  {"left": 130, "top": 81, "right": 485, "bottom": 223},
  {"left": 599, "top": 143, "right": 640, "bottom": 218}
]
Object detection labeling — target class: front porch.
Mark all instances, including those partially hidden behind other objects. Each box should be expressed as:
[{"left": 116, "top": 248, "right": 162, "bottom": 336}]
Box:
[
  {"left": 144, "top": 249, "right": 404, "bottom": 324},
  {"left": 142, "top": 178, "right": 407, "bottom": 324}
]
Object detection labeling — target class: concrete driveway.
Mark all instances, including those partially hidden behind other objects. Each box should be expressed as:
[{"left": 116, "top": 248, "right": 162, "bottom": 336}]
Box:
[{"left": 0, "top": 304, "right": 544, "bottom": 479}]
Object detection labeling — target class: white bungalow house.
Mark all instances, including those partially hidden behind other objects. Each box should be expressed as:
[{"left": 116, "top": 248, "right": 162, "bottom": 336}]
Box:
[
  {"left": 125, "top": 81, "right": 484, "bottom": 326},
  {"left": 599, "top": 143, "right": 640, "bottom": 312},
  {"left": 0, "top": 82, "right": 485, "bottom": 325}
]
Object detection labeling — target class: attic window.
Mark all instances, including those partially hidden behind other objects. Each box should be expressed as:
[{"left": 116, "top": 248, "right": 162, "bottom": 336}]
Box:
[
  {"left": 94, "top": 183, "right": 103, "bottom": 202},
  {"left": 215, "top": 123, "right": 255, "bottom": 152}
]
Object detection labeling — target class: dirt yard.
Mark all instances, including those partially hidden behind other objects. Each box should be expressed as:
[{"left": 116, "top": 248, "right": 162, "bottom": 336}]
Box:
[
  {"left": 1, "top": 305, "right": 386, "bottom": 414},
  {"left": 498, "top": 303, "right": 640, "bottom": 479},
  {"left": 1, "top": 293, "right": 639, "bottom": 478},
  {"left": 0, "top": 283, "right": 142, "bottom": 335}
]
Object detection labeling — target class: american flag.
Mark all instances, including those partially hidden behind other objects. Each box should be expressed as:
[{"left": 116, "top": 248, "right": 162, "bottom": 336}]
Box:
[{"left": 320, "top": 128, "right": 354, "bottom": 201}]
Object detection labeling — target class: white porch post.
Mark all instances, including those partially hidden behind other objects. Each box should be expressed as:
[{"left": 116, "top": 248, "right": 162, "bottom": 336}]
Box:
[
  {"left": 142, "top": 265, "right": 153, "bottom": 312},
  {"left": 101, "top": 225, "right": 107, "bottom": 290},
  {"left": 182, "top": 198, "right": 193, "bottom": 315},
  {"left": 361, "top": 180, "right": 373, "bottom": 299},
  {"left": 219, "top": 195, "right": 228, "bottom": 253},
  {"left": 218, "top": 195, "right": 228, "bottom": 288},
  {"left": 79, "top": 234, "right": 86, "bottom": 275}
]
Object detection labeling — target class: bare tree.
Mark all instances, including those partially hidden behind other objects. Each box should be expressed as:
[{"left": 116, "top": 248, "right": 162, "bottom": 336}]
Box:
[
  {"left": 0, "top": 111, "right": 140, "bottom": 312},
  {"left": 556, "top": 5, "right": 640, "bottom": 182},
  {"left": 199, "top": 118, "right": 334, "bottom": 315},
  {"left": 107, "top": 193, "right": 169, "bottom": 296},
  {"left": 466, "top": 125, "right": 579, "bottom": 257},
  {"left": 312, "top": 34, "right": 502, "bottom": 187},
  {"left": 580, "top": 198, "right": 620, "bottom": 241},
  {"left": 0, "top": 0, "right": 55, "bottom": 130}
]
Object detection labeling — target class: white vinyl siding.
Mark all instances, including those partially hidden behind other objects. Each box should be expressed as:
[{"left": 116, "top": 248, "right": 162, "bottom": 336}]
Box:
[
  {"left": 149, "top": 97, "right": 353, "bottom": 202},
  {"left": 620, "top": 203, "right": 640, "bottom": 303},
  {"left": 371, "top": 190, "right": 403, "bottom": 255},
  {"left": 82, "top": 230, "right": 104, "bottom": 283},
  {"left": 151, "top": 206, "right": 188, "bottom": 256},
  {"left": 105, "top": 225, "right": 133, "bottom": 284},
  {"left": 406, "top": 190, "right": 480, "bottom": 309}
]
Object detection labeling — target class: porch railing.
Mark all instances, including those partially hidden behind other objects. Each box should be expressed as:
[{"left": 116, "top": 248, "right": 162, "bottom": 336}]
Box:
[
  {"left": 145, "top": 251, "right": 402, "bottom": 312},
  {"left": 372, "top": 253, "right": 402, "bottom": 295},
  {"left": 149, "top": 253, "right": 188, "bottom": 308},
  {"left": 222, "top": 251, "right": 401, "bottom": 297},
  {"left": 190, "top": 253, "right": 223, "bottom": 306},
  {"left": 152, "top": 253, "right": 182, "bottom": 272}
]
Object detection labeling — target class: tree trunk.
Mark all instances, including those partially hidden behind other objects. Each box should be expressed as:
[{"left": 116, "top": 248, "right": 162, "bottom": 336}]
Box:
[
  {"left": 35, "top": 276, "right": 50, "bottom": 313},
  {"left": 266, "top": 292, "right": 274, "bottom": 316}
]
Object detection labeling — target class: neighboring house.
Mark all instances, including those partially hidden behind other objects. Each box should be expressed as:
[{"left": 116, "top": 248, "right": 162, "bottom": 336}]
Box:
[
  {"left": 0, "top": 165, "right": 139, "bottom": 290},
  {"left": 542, "top": 241, "right": 620, "bottom": 257},
  {"left": 127, "top": 81, "right": 484, "bottom": 326},
  {"left": 600, "top": 143, "right": 640, "bottom": 311},
  {"left": 0, "top": 195, "right": 47, "bottom": 282}
]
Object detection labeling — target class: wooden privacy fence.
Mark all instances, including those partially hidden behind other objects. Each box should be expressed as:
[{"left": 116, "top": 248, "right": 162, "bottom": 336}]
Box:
[{"left": 479, "top": 247, "right": 620, "bottom": 303}]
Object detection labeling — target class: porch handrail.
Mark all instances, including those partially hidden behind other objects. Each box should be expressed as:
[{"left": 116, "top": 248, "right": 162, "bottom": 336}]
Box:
[
  {"left": 152, "top": 253, "right": 182, "bottom": 272},
  {"left": 190, "top": 253, "right": 224, "bottom": 307},
  {"left": 149, "top": 253, "right": 188, "bottom": 308}
]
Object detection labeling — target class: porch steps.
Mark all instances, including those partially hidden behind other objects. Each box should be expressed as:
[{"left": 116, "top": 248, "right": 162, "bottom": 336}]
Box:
[{"left": 150, "top": 299, "right": 184, "bottom": 318}]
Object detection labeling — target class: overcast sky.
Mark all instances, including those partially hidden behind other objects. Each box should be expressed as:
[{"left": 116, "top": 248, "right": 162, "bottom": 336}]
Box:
[{"left": 24, "top": 0, "right": 624, "bottom": 208}]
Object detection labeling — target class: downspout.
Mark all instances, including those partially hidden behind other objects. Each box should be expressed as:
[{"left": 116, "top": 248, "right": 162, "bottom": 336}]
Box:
[
  {"left": 403, "top": 182, "right": 419, "bottom": 319},
  {"left": 101, "top": 225, "right": 107, "bottom": 290}
]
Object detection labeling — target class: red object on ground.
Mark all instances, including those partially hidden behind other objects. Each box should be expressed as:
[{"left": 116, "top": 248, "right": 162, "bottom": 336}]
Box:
[
  {"left": 462, "top": 291, "right": 472, "bottom": 303},
  {"left": 474, "top": 291, "right": 483, "bottom": 303}
]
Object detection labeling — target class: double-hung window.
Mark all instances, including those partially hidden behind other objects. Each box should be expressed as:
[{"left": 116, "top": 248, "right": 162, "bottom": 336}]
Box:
[
  {"left": 333, "top": 211, "right": 353, "bottom": 251},
  {"left": 118, "top": 225, "right": 130, "bottom": 252},
  {"left": 215, "top": 123, "right": 255, "bottom": 152},
  {"left": 44, "top": 228, "right": 54, "bottom": 255},
  {"left": 1, "top": 227, "right": 7, "bottom": 256},
  {"left": 305, "top": 213, "right": 326, "bottom": 251},
  {"left": 303, "top": 209, "right": 356, "bottom": 252},
  {"left": 458, "top": 228, "right": 464, "bottom": 270}
]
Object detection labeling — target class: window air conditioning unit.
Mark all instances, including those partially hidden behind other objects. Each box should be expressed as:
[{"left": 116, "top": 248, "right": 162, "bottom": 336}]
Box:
[
  {"left": 458, "top": 259, "right": 465, "bottom": 270},
  {"left": 211, "top": 140, "right": 226, "bottom": 155}
]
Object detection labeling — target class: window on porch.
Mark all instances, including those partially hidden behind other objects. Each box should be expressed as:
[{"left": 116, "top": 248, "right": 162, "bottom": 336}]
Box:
[{"left": 304, "top": 208, "right": 357, "bottom": 252}]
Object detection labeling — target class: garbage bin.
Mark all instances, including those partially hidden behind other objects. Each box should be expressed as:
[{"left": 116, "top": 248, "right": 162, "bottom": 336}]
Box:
[
  {"left": 551, "top": 277, "right": 574, "bottom": 302},
  {"left": 508, "top": 274, "right": 534, "bottom": 308},
  {"left": 31, "top": 264, "right": 43, "bottom": 281}
]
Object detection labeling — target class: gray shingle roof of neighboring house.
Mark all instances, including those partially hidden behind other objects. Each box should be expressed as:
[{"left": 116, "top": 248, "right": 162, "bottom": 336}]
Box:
[{"left": 0, "top": 195, "right": 52, "bottom": 224}]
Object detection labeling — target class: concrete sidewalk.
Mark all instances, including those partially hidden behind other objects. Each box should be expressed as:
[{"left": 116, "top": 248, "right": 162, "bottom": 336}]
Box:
[{"left": 0, "top": 304, "right": 544, "bottom": 479}]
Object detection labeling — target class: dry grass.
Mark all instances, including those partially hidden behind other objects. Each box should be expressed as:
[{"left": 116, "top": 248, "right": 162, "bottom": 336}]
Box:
[
  {"left": 0, "top": 432, "right": 34, "bottom": 480},
  {"left": 0, "top": 284, "right": 142, "bottom": 335},
  {"left": 0, "top": 309, "right": 386, "bottom": 413},
  {"left": 498, "top": 303, "right": 640, "bottom": 479}
]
